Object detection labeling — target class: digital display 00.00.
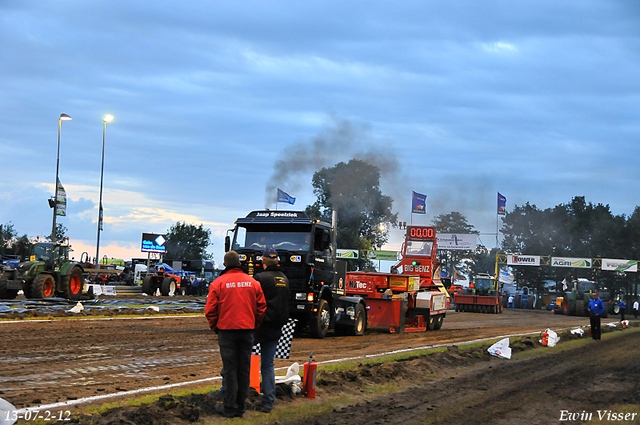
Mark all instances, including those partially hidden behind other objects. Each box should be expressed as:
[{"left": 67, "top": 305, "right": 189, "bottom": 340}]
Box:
[{"left": 406, "top": 226, "right": 436, "bottom": 240}]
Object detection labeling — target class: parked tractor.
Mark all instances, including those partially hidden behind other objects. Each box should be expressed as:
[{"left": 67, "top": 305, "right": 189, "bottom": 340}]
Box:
[
  {"left": 0, "top": 240, "right": 85, "bottom": 300},
  {"left": 560, "top": 278, "right": 609, "bottom": 318},
  {"left": 141, "top": 265, "right": 181, "bottom": 296}
]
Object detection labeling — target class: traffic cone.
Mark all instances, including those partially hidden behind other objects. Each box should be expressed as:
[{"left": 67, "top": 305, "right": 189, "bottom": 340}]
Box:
[{"left": 250, "top": 354, "right": 261, "bottom": 393}]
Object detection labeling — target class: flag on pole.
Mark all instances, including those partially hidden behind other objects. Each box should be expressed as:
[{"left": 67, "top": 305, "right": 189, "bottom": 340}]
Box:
[
  {"left": 56, "top": 179, "right": 67, "bottom": 216},
  {"left": 497, "top": 192, "right": 507, "bottom": 215},
  {"left": 411, "top": 191, "right": 426, "bottom": 214},
  {"left": 277, "top": 189, "right": 296, "bottom": 205}
]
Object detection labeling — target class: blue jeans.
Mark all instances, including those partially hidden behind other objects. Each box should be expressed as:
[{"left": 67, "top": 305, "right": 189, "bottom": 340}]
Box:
[{"left": 259, "top": 338, "right": 278, "bottom": 409}]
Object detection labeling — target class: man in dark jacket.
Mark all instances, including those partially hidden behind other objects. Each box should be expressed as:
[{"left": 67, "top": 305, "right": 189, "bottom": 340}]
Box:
[
  {"left": 205, "top": 251, "right": 266, "bottom": 418},
  {"left": 253, "top": 247, "right": 290, "bottom": 413}
]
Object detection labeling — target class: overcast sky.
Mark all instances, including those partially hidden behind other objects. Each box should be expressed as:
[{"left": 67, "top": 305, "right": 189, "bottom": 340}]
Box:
[{"left": 1, "top": 1, "right": 639, "bottom": 266}]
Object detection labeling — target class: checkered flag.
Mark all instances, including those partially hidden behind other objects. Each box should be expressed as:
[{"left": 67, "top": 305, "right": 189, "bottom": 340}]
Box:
[{"left": 251, "top": 319, "right": 296, "bottom": 359}]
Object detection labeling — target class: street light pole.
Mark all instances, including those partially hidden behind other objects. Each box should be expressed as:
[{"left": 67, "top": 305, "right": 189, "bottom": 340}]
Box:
[
  {"left": 95, "top": 114, "right": 113, "bottom": 269},
  {"left": 52, "top": 113, "right": 72, "bottom": 242}
]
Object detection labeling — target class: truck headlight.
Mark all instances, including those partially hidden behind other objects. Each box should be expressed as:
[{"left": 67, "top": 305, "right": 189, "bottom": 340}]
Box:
[{"left": 296, "top": 293, "right": 306, "bottom": 300}]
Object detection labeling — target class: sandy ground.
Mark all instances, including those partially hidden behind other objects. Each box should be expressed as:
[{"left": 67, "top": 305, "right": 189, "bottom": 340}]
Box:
[{"left": 1, "top": 307, "right": 637, "bottom": 424}]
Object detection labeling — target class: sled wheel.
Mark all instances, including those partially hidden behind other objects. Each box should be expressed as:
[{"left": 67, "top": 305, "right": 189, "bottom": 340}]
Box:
[
  {"left": 427, "top": 315, "right": 437, "bottom": 330},
  {"left": 434, "top": 314, "right": 444, "bottom": 330}
]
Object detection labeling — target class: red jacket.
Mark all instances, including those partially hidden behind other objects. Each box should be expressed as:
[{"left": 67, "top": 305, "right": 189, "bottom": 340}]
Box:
[{"left": 205, "top": 267, "right": 266, "bottom": 332}]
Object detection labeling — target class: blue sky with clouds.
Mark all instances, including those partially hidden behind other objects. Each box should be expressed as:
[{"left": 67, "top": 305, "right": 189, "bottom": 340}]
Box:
[{"left": 1, "top": 1, "right": 639, "bottom": 265}]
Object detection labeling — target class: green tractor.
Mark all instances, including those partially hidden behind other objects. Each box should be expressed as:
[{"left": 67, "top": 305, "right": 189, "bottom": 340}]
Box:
[
  {"left": 0, "top": 240, "right": 85, "bottom": 300},
  {"left": 560, "top": 278, "right": 609, "bottom": 318}
]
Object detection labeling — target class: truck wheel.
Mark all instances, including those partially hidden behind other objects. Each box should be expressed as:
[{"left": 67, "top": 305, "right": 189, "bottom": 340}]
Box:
[
  {"left": 575, "top": 300, "right": 586, "bottom": 317},
  {"left": 434, "top": 314, "right": 444, "bottom": 330},
  {"left": 0, "top": 275, "right": 18, "bottom": 299},
  {"left": 350, "top": 304, "right": 366, "bottom": 336},
  {"left": 311, "top": 299, "right": 330, "bottom": 339},
  {"left": 62, "top": 266, "right": 84, "bottom": 300},
  {"left": 427, "top": 315, "right": 436, "bottom": 330},
  {"left": 142, "top": 276, "right": 154, "bottom": 295},
  {"left": 161, "top": 277, "right": 177, "bottom": 296},
  {"left": 32, "top": 274, "right": 55, "bottom": 298}
]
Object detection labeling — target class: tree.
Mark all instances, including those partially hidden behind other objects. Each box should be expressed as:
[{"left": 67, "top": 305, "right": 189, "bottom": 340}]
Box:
[
  {"left": 0, "top": 223, "right": 17, "bottom": 255},
  {"left": 164, "top": 222, "right": 212, "bottom": 260},
  {"left": 306, "top": 159, "right": 398, "bottom": 270},
  {"left": 46, "top": 223, "right": 68, "bottom": 244}
]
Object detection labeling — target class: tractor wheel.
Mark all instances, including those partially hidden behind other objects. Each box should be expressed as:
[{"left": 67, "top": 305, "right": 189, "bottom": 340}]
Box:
[
  {"left": 427, "top": 315, "right": 437, "bottom": 330},
  {"left": 311, "top": 299, "right": 330, "bottom": 339},
  {"left": 62, "top": 266, "right": 84, "bottom": 300},
  {"left": 161, "top": 277, "right": 177, "bottom": 296},
  {"left": 575, "top": 300, "right": 586, "bottom": 317},
  {"left": 569, "top": 300, "right": 577, "bottom": 316},
  {"left": 350, "top": 304, "right": 366, "bottom": 336},
  {"left": 0, "top": 275, "right": 18, "bottom": 299},
  {"left": 32, "top": 274, "right": 56, "bottom": 298},
  {"left": 142, "top": 276, "right": 155, "bottom": 295},
  {"left": 434, "top": 314, "right": 444, "bottom": 330}
]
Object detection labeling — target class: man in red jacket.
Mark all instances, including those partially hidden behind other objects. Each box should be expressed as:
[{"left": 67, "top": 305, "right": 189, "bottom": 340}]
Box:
[{"left": 206, "top": 251, "right": 266, "bottom": 418}]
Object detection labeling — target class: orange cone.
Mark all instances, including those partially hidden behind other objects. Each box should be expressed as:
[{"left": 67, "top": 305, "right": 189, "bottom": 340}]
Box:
[{"left": 250, "top": 354, "right": 261, "bottom": 393}]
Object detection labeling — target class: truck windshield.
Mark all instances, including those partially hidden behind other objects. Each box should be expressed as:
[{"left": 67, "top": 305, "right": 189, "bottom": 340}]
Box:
[
  {"left": 233, "top": 226, "right": 311, "bottom": 251},
  {"left": 405, "top": 241, "right": 433, "bottom": 256}
]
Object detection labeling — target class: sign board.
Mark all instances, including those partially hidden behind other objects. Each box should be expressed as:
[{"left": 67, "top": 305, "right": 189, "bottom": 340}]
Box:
[
  {"left": 141, "top": 233, "right": 167, "bottom": 253},
  {"left": 507, "top": 255, "right": 541, "bottom": 266},
  {"left": 337, "top": 249, "right": 359, "bottom": 259},
  {"left": 601, "top": 259, "right": 638, "bottom": 272},
  {"left": 437, "top": 234, "right": 477, "bottom": 251},
  {"left": 365, "top": 250, "right": 399, "bottom": 261},
  {"left": 551, "top": 257, "right": 592, "bottom": 269}
]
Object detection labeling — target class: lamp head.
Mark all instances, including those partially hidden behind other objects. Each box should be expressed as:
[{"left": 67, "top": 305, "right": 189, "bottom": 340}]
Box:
[
  {"left": 103, "top": 114, "right": 114, "bottom": 123},
  {"left": 59, "top": 113, "right": 72, "bottom": 121}
]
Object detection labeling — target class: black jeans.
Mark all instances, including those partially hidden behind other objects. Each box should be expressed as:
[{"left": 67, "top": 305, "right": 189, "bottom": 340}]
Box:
[
  {"left": 590, "top": 314, "right": 601, "bottom": 340},
  {"left": 218, "top": 329, "right": 254, "bottom": 415}
]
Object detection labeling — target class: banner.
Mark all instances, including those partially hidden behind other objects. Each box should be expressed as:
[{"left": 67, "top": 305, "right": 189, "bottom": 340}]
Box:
[
  {"left": 365, "top": 250, "right": 399, "bottom": 261},
  {"left": 507, "top": 255, "right": 541, "bottom": 266},
  {"left": 499, "top": 268, "right": 514, "bottom": 284},
  {"left": 56, "top": 179, "right": 67, "bottom": 216},
  {"left": 412, "top": 191, "right": 426, "bottom": 214},
  {"left": 337, "top": 249, "right": 359, "bottom": 259},
  {"left": 601, "top": 259, "right": 638, "bottom": 272},
  {"left": 551, "top": 257, "right": 592, "bottom": 269},
  {"left": 497, "top": 192, "right": 506, "bottom": 215},
  {"left": 277, "top": 189, "right": 296, "bottom": 205},
  {"left": 98, "top": 205, "right": 103, "bottom": 231},
  {"left": 437, "top": 234, "right": 477, "bottom": 251}
]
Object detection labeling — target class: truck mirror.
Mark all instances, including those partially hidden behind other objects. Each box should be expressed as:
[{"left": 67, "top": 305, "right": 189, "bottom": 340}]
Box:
[{"left": 224, "top": 235, "right": 230, "bottom": 252}]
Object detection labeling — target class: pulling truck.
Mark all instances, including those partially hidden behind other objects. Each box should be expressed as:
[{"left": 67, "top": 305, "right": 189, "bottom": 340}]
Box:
[{"left": 225, "top": 211, "right": 449, "bottom": 338}]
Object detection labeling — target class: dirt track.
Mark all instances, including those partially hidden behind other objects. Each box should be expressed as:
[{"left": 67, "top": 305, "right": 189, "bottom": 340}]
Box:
[{"left": 0, "top": 307, "right": 621, "bottom": 414}]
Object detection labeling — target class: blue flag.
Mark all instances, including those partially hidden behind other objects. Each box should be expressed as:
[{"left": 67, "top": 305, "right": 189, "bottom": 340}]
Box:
[
  {"left": 497, "top": 192, "right": 507, "bottom": 215},
  {"left": 412, "top": 191, "right": 427, "bottom": 214},
  {"left": 277, "top": 189, "right": 296, "bottom": 205}
]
